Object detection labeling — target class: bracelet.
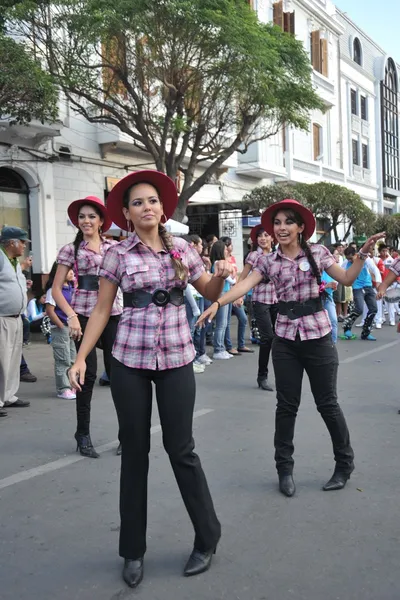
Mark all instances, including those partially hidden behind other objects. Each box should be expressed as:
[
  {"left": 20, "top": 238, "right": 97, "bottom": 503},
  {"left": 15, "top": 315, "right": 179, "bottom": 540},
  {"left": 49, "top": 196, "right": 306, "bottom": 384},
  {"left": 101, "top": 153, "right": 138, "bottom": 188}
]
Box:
[
  {"left": 214, "top": 301, "right": 221, "bottom": 310},
  {"left": 66, "top": 314, "right": 78, "bottom": 322},
  {"left": 357, "top": 251, "right": 368, "bottom": 261}
]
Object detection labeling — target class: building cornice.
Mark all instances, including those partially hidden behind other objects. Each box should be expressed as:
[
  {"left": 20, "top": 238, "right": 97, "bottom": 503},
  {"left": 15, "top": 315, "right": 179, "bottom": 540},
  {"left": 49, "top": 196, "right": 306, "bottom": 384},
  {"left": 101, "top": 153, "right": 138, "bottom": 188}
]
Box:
[{"left": 294, "top": 0, "right": 344, "bottom": 35}]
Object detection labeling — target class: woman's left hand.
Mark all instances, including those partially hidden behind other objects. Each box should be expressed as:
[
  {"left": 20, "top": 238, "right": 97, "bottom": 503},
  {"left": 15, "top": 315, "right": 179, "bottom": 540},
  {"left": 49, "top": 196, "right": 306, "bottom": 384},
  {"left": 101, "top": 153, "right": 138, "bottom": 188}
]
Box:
[
  {"left": 212, "top": 260, "right": 233, "bottom": 279},
  {"left": 360, "top": 232, "right": 386, "bottom": 255}
]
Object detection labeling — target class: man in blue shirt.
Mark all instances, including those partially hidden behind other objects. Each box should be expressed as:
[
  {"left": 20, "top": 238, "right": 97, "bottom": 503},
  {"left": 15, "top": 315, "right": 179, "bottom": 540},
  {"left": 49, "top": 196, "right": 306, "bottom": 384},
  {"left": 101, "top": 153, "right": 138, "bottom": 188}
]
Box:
[{"left": 342, "top": 247, "right": 377, "bottom": 341}]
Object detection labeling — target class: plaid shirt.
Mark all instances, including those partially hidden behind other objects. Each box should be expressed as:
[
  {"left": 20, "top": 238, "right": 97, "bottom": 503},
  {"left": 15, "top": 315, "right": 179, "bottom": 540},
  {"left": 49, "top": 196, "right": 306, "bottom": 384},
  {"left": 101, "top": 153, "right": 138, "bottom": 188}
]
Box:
[
  {"left": 57, "top": 239, "right": 123, "bottom": 317},
  {"left": 254, "top": 245, "right": 335, "bottom": 341},
  {"left": 99, "top": 233, "right": 205, "bottom": 370},
  {"left": 389, "top": 257, "right": 400, "bottom": 277},
  {"left": 245, "top": 248, "right": 278, "bottom": 305}
]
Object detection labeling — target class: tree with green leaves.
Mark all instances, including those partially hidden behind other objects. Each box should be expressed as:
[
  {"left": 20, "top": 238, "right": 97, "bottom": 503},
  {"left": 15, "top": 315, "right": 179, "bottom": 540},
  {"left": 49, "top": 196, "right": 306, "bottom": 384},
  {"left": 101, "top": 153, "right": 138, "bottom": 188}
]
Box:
[
  {"left": 241, "top": 183, "right": 306, "bottom": 216},
  {"left": 8, "top": 0, "right": 323, "bottom": 219},
  {"left": 0, "top": 33, "right": 58, "bottom": 125}
]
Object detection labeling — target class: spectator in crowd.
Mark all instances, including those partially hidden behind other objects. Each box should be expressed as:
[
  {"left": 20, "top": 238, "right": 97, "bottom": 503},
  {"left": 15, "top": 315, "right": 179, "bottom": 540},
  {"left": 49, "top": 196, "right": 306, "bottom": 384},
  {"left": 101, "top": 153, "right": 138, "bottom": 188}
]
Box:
[
  {"left": 210, "top": 240, "right": 235, "bottom": 360},
  {"left": 0, "top": 226, "right": 31, "bottom": 417},
  {"left": 26, "top": 291, "right": 46, "bottom": 327},
  {"left": 45, "top": 262, "right": 77, "bottom": 399}
]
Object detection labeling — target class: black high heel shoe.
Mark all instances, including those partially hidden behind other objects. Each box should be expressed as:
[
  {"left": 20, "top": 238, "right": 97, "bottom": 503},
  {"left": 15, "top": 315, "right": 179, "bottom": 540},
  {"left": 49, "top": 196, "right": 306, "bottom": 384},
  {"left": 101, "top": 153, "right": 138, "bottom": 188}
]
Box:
[
  {"left": 74, "top": 432, "right": 99, "bottom": 458},
  {"left": 322, "top": 469, "right": 352, "bottom": 491},
  {"left": 257, "top": 377, "right": 273, "bottom": 391},
  {"left": 122, "top": 558, "right": 144, "bottom": 588},
  {"left": 183, "top": 547, "right": 217, "bottom": 577}
]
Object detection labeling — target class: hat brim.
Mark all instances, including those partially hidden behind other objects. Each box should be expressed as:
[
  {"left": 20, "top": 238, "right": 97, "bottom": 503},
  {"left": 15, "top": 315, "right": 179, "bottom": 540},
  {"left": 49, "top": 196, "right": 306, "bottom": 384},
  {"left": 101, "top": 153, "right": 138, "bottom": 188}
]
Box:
[
  {"left": 261, "top": 200, "right": 316, "bottom": 242},
  {"left": 106, "top": 170, "right": 179, "bottom": 231},
  {"left": 68, "top": 197, "right": 112, "bottom": 233}
]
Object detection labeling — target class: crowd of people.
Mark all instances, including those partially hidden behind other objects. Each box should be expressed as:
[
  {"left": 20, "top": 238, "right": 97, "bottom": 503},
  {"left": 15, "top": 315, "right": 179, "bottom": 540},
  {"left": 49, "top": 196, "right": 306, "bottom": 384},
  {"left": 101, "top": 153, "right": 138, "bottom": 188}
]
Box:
[{"left": 0, "top": 170, "right": 395, "bottom": 589}]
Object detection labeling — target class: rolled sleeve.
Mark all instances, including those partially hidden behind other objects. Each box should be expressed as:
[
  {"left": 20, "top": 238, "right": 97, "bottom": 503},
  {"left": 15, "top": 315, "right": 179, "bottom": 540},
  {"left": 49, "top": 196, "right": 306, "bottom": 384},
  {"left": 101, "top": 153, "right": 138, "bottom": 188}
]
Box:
[
  {"left": 319, "top": 245, "right": 336, "bottom": 271},
  {"left": 99, "top": 246, "right": 121, "bottom": 286},
  {"left": 389, "top": 257, "right": 400, "bottom": 277},
  {"left": 57, "top": 243, "right": 74, "bottom": 267},
  {"left": 187, "top": 246, "right": 205, "bottom": 284},
  {"left": 253, "top": 254, "right": 270, "bottom": 279},
  {"left": 245, "top": 251, "right": 258, "bottom": 268}
]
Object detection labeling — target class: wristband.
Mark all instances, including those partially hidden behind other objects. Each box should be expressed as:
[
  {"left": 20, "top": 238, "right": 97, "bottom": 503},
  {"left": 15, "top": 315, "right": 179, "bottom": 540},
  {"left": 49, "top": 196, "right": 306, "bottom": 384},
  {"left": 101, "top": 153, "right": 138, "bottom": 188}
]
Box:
[
  {"left": 357, "top": 251, "right": 368, "bottom": 261},
  {"left": 214, "top": 301, "right": 221, "bottom": 310},
  {"left": 67, "top": 314, "right": 78, "bottom": 322}
]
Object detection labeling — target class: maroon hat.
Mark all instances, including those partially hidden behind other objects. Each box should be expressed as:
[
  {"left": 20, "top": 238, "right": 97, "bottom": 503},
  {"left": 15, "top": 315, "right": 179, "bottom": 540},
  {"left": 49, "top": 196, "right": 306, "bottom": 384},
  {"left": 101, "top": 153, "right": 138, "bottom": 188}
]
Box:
[
  {"left": 250, "top": 224, "right": 266, "bottom": 245},
  {"left": 68, "top": 196, "right": 112, "bottom": 233},
  {"left": 261, "top": 199, "right": 316, "bottom": 241},
  {"left": 106, "top": 170, "right": 179, "bottom": 230}
]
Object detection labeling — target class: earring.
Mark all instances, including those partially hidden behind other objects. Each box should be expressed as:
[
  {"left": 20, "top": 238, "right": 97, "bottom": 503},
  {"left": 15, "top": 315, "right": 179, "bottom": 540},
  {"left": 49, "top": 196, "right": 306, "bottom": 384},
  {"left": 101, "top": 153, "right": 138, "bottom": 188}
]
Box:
[
  {"left": 161, "top": 213, "right": 167, "bottom": 224},
  {"left": 299, "top": 233, "right": 303, "bottom": 245},
  {"left": 126, "top": 219, "right": 132, "bottom": 234},
  {"left": 99, "top": 227, "right": 103, "bottom": 235}
]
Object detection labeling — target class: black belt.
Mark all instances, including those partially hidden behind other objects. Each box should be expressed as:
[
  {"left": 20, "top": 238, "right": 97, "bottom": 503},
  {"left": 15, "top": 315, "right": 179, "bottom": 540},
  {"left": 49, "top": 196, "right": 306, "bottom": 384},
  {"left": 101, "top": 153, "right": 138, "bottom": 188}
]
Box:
[
  {"left": 78, "top": 275, "right": 99, "bottom": 291},
  {"left": 278, "top": 298, "right": 323, "bottom": 321},
  {"left": 123, "top": 287, "right": 184, "bottom": 309}
]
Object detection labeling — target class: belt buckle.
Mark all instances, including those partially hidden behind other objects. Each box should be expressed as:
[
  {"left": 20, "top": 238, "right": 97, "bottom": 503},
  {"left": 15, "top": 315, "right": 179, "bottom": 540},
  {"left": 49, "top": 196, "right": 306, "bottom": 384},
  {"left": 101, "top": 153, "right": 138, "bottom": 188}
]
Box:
[{"left": 152, "top": 288, "right": 170, "bottom": 307}]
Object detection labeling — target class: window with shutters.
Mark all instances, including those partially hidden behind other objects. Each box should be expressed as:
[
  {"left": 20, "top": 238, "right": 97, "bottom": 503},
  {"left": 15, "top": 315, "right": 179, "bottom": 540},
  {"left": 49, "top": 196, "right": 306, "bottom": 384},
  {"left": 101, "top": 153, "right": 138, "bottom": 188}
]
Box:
[
  {"left": 313, "top": 123, "right": 322, "bottom": 161},
  {"left": 362, "top": 143, "right": 369, "bottom": 169},
  {"left": 310, "top": 30, "right": 328, "bottom": 77},
  {"left": 351, "top": 89, "right": 357, "bottom": 116},
  {"left": 381, "top": 58, "right": 400, "bottom": 191},
  {"left": 360, "top": 96, "right": 368, "bottom": 121},
  {"left": 102, "top": 36, "right": 127, "bottom": 98},
  {"left": 352, "top": 139, "right": 359, "bottom": 165},
  {"left": 247, "top": 0, "right": 255, "bottom": 9},
  {"left": 273, "top": 2, "right": 295, "bottom": 34}
]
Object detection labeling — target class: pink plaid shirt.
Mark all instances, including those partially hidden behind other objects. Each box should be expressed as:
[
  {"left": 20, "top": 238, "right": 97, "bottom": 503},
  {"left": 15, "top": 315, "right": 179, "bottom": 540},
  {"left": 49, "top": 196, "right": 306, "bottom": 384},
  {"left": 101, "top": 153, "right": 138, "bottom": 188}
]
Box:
[
  {"left": 245, "top": 248, "right": 278, "bottom": 305},
  {"left": 99, "top": 233, "right": 205, "bottom": 370},
  {"left": 389, "top": 257, "right": 400, "bottom": 276},
  {"left": 254, "top": 244, "right": 335, "bottom": 341},
  {"left": 57, "top": 239, "right": 123, "bottom": 317}
]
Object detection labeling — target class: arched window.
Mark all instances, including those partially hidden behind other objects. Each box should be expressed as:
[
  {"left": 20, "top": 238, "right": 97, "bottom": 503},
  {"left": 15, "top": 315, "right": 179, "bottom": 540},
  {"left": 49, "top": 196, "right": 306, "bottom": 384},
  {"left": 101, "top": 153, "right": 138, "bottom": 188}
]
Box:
[
  {"left": 353, "top": 38, "right": 362, "bottom": 66},
  {"left": 381, "top": 58, "right": 400, "bottom": 191},
  {"left": 0, "top": 167, "right": 30, "bottom": 234}
]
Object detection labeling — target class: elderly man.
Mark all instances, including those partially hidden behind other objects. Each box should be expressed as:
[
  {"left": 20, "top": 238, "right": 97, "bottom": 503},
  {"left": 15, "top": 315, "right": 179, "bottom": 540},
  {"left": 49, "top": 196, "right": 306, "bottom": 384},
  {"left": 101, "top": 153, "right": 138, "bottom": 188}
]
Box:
[{"left": 0, "top": 226, "right": 31, "bottom": 417}]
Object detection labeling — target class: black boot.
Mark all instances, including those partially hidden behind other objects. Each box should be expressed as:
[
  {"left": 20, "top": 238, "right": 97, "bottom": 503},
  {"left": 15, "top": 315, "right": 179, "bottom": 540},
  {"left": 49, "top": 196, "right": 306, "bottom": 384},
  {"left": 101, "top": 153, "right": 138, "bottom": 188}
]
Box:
[
  {"left": 278, "top": 474, "right": 296, "bottom": 497},
  {"left": 122, "top": 558, "right": 144, "bottom": 588},
  {"left": 74, "top": 433, "right": 99, "bottom": 458},
  {"left": 257, "top": 376, "right": 273, "bottom": 391},
  {"left": 183, "top": 547, "right": 216, "bottom": 577},
  {"left": 322, "top": 470, "right": 352, "bottom": 491}
]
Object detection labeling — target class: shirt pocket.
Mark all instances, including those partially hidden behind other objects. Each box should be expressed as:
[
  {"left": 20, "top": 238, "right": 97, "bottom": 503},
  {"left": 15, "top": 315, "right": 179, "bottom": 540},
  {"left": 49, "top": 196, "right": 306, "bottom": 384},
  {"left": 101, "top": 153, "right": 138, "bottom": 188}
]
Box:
[{"left": 125, "top": 260, "right": 151, "bottom": 290}]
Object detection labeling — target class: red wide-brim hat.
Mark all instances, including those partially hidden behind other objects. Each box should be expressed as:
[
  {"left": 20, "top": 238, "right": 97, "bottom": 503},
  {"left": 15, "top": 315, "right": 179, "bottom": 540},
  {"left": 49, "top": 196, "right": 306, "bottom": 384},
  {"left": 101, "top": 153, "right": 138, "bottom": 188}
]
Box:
[
  {"left": 106, "top": 170, "right": 179, "bottom": 230},
  {"left": 68, "top": 196, "right": 112, "bottom": 233},
  {"left": 250, "top": 224, "right": 265, "bottom": 245},
  {"left": 261, "top": 199, "right": 316, "bottom": 241}
]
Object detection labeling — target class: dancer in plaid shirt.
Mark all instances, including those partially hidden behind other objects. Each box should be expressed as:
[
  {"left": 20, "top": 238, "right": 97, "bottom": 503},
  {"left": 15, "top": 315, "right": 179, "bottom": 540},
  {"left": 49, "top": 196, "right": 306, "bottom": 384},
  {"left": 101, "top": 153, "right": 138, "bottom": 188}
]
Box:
[
  {"left": 239, "top": 225, "right": 278, "bottom": 392},
  {"left": 198, "top": 199, "right": 384, "bottom": 498},
  {"left": 68, "top": 170, "right": 232, "bottom": 589},
  {"left": 51, "top": 196, "right": 122, "bottom": 458}
]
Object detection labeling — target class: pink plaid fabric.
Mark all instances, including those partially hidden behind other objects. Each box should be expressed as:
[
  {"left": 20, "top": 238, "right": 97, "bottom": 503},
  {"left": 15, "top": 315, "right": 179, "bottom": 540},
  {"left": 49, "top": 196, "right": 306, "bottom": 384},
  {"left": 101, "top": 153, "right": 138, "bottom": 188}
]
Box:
[
  {"left": 245, "top": 248, "right": 278, "bottom": 305},
  {"left": 56, "top": 239, "right": 123, "bottom": 317},
  {"left": 254, "top": 244, "right": 335, "bottom": 341},
  {"left": 99, "top": 233, "right": 205, "bottom": 370},
  {"left": 389, "top": 257, "right": 400, "bottom": 276}
]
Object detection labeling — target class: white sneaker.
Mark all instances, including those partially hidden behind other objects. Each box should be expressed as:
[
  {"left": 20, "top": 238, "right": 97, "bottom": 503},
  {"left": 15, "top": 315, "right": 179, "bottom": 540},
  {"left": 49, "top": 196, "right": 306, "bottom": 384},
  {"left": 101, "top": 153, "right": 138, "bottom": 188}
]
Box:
[
  {"left": 193, "top": 362, "right": 206, "bottom": 373},
  {"left": 375, "top": 323, "right": 382, "bottom": 329},
  {"left": 196, "top": 354, "right": 213, "bottom": 365},
  {"left": 390, "top": 321, "right": 396, "bottom": 326},
  {"left": 57, "top": 389, "right": 76, "bottom": 399},
  {"left": 213, "top": 351, "right": 231, "bottom": 360},
  {"left": 355, "top": 323, "right": 364, "bottom": 328}
]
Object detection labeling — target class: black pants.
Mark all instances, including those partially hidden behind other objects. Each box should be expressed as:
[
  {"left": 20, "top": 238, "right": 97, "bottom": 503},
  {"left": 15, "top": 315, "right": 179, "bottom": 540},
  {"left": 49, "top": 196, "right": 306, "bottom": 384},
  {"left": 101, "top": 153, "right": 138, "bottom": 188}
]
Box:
[
  {"left": 110, "top": 358, "right": 221, "bottom": 559},
  {"left": 272, "top": 334, "right": 354, "bottom": 475},
  {"left": 343, "top": 287, "right": 377, "bottom": 338},
  {"left": 253, "top": 302, "right": 278, "bottom": 380},
  {"left": 74, "top": 315, "right": 119, "bottom": 435}
]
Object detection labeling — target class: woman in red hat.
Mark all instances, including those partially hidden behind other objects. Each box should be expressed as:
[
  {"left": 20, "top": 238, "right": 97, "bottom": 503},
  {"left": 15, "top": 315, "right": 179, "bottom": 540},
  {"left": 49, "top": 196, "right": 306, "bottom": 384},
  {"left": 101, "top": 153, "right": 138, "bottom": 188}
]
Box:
[
  {"left": 67, "top": 170, "right": 232, "bottom": 588},
  {"left": 238, "top": 225, "right": 278, "bottom": 391},
  {"left": 52, "top": 196, "right": 122, "bottom": 458},
  {"left": 198, "top": 200, "right": 384, "bottom": 497}
]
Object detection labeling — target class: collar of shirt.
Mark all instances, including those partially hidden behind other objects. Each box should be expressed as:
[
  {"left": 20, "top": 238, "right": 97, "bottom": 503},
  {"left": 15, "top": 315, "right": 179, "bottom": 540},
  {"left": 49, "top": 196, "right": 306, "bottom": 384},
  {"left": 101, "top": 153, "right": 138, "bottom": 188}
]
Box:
[
  {"left": 274, "top": 246, "right": 306, "bottom": 262},
  {"left": 115, "top": 232, "right": 168, "bottom": 255},
  {"left": 1, "top": 246, "right": 18, "bottom": 270},
  {"left": 80, "top": 238, "right": 112, "bottom": 252}
]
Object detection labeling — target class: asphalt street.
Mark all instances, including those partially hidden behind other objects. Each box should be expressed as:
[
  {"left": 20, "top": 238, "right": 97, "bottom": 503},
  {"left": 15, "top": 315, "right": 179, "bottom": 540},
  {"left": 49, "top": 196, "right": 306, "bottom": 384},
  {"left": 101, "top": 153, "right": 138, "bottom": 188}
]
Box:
[{"left": 1, "top": 324, "right": 400, "bottom": 600}]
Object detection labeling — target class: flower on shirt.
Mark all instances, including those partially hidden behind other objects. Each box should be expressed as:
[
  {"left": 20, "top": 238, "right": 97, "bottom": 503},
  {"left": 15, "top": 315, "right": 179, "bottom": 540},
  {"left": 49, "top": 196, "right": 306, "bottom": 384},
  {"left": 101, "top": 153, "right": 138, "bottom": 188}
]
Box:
[
  {"left": 170, "top": 250, "right": 182, "bottom": 260},
  {"left": 319, "top": 281, "right": 327, "bottom": 294}
]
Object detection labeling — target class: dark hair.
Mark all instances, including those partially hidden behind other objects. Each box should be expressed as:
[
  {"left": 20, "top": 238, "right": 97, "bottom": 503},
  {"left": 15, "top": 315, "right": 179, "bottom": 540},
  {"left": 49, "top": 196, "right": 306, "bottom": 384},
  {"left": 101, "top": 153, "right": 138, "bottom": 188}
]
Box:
[
  {"left": 205, "top": 234, "right": 217, "bottom": 244},
  {"left": 344, "top": 247, "right": 356, "bottom": 259},
  {"left": 190, "top": 234, "right": 202, "bottom": 245},
  {"left": 220, "top": 236, "right": 232, "bottom": 247},
  {"left": 210, "top": 240, "right": 226, "bottom": 265},
  {"left": 181, "top": 234, "right": 193, "bottom": 244},
  {"left": 73, "top": 202, "right": 103, "bottom": 259},
  {"left": 273, "top": 207, "right": 325, "bottom": 296},
  {"left": 251, "top": 227, "right": 267, "bottom": 252},
  {"left": 45, "top": 261, "right": 58, "bottom": 291},
  {"left": 329, "top": 245, "right": 338, "bottom": 255}
]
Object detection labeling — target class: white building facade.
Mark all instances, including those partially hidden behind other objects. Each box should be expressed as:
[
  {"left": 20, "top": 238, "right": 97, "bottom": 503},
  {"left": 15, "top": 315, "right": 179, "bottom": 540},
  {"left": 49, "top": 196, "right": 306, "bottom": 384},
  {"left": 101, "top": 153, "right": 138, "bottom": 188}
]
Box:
[{"left": 0, "top": 0, "right": 399, "bottom": 278}]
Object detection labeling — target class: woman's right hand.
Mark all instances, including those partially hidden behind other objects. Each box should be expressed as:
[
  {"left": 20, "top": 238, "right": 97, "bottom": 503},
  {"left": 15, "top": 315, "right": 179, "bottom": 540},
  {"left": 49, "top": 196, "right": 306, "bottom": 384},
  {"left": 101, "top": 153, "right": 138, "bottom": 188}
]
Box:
[
  {"left": 196, "top": 302, "right": 219, "bottom": 328},
  {"left": 68, "top": 359, "right": 86, "bottom": 392},
  {"left": 68, "top": 316, "right": 82, "bottom": 341}
]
